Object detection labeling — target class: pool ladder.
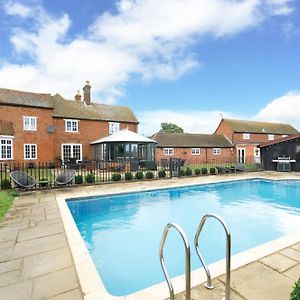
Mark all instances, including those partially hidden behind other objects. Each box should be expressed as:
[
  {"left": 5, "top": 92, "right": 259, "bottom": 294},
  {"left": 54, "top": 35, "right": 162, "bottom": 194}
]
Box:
[{"left": 159, "top": 213, "right": 231, "bottom": 300}]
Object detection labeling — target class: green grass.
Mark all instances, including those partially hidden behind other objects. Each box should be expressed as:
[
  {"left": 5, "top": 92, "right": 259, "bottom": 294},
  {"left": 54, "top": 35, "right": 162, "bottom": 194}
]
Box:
[{"left": 0, "top": 190, "right": 16, "bottom": 221}]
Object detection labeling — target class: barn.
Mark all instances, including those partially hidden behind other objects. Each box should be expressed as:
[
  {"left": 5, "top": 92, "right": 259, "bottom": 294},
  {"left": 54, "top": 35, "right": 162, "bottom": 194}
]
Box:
[{"left": 259, "top": 134, "right": 300, "bottom": 172}]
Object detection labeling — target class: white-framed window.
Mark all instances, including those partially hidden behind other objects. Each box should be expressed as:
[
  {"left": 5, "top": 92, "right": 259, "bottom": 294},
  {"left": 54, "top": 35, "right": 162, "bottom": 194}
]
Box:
[
  {"left": 243, "top": 133, "right": 250, "bottom": 140},
  {"left": 212, "top": 148, "right": 221, "bottom": 155},
  {"left": 109, "top": 122, "right": 120, "bottom": 135},
  {"left": 0, "top": 137, "right": 13, "bottom": 160},
  {"left": 282, "top": 134, "right": 288, "bottom": 138},
  {"left": 163, "top": 148, "right": 174, "bottom": 156},
  {"left": 62, "top": 144, "right": 82, "bottom": 162},
  {"left": 191, "top": 148, "right": 200, "bottom": 155},
  {"left": 65, "top": 119, "right": 79, "bottom": 132},
  {"left": 24, "top": 144, "right": 37, "bottom": 160},
  {"left": 268, "top": 134, "right": 275, "bottom": 141},
  {"left": 23, "top": 116, "right": 37, "bottom": 131}
]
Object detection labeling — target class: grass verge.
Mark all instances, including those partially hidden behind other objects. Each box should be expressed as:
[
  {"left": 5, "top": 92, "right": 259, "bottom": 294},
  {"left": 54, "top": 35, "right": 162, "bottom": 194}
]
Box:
[{"left": 0, "top": 190, "right": 16, "bottom": 221}]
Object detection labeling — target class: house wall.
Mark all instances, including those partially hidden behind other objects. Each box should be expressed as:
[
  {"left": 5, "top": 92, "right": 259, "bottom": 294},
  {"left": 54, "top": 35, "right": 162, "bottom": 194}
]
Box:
[
  {"left": 0, "top": 104, "right": 55, "bottom": 163},
  {"left": 0, "top": 103, "right": 138, "bottom": 163},
  {"left": 156, "top": 147, "right": 233, "bottom": 163},
  {"left": 53, "top": 118, "right": 136, "bottom": 161},
  {"left": 261, "top": 139, "right": 300, "bottom": 171},
  {"left": 215, "top": 119, "right": 293, "bottom": 164}
]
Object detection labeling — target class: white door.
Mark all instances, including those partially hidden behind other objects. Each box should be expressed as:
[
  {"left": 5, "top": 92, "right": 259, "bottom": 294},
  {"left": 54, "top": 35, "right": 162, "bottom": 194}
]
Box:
[
  {"left": 237, "top": 148, "right": 246, "bottom": 163},
  {"left": 254, "top": 147, "right": 261, "bottom": 164}
]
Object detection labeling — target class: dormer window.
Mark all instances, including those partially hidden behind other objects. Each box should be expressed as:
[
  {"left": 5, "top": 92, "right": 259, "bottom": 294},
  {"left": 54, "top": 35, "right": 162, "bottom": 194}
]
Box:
[
  {"left": 65, "top": 120, "right": 78, "bottom": 132},
  {"left": 243, "top": 133, "right": 250, "bottom": 140}
]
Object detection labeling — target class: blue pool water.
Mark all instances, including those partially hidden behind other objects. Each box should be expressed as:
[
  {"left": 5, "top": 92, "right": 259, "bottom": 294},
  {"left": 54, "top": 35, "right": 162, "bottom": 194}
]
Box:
[{"left": 67, "top": 179, "right": 300, "bottom": 296}]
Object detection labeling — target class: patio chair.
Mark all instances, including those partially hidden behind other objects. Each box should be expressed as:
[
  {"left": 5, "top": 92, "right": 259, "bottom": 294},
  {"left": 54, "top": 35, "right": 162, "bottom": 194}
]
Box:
[
  {"left": 161, "top": 159, "right": 169, "bottom": 170},
  {"left": 10, "top": 170, "right": 37, "bottom": 189},
  {"left": 55, "top": 169, "right": 76, "bottom": 186},
  {"left": 234, "top": 163, "right": 247, "bottom": 172}
]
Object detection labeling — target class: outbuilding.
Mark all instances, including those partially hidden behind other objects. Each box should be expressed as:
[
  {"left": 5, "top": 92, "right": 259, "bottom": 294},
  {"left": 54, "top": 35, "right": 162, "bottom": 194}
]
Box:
[{"left": 259, "top": 134, "right": 300, "bottom": 172}]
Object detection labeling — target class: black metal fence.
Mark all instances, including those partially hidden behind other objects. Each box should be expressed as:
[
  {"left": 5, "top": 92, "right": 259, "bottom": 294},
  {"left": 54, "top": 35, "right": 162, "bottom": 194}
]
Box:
[{"left": 0, "top": 157, "right": 262, "bottom": 190}]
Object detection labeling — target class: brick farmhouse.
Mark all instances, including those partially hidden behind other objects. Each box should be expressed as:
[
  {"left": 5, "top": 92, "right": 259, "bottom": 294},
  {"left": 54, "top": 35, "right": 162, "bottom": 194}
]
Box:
[
  {"left": 151, "top": 132, "right": 233, "bottom": 163},
  {"left": 0, "top": 82, "right": 138, "bottom": 164},
  {"left": 215, "top": 118, "right": 299, "bottom": 164}
]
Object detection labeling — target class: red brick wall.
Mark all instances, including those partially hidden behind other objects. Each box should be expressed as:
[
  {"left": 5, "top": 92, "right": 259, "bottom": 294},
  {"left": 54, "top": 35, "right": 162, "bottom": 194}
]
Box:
[
  {"left": 0, "top": 104, "right": 138, "bottom": 163},
  {"left": 214, "top": 120, "right": 234, "bottom": 142},
  {"left": 156, "top": 147, "right": 233, "bottom": 163},
  {"left": 233, "top": 132, "right": 286, "bottom": 144},
  {"left": 0, "top": 105, "right": 55, "bottom": 163},
  {"left": 53, "top": 118, "right": 136, "bottom": 161}
]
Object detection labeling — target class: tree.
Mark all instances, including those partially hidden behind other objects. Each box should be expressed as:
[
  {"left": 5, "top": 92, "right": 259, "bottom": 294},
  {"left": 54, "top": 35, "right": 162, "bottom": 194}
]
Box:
[{"left": 160, "top": 122, "right": 184, "bottom": 133}]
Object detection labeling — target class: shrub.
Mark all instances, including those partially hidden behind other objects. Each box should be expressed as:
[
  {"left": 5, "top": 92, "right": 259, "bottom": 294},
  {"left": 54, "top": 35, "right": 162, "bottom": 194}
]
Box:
[
  {"left": 291, "top": 279, "right": 300, "bottom": 300},
  {"left": 210, "top": 167, "right": 216, "bottom": 175},
  {"left": 146, "top": 161, "right": 157, "bottom": 171},
  {"left": 75, "top": 175, "right": 83, "bottom": 184},
  {"left": 1, "top": 179, "right": 11, "bottom": 190},
  {"left": 201, "top": 167, "right": 208, "bottom": 175},
  {"left": 85, "top": 173, "right": 95, "bottom": 183},
  {"left": 111, "top": 173, "right": 121, "bottom": 181},
  {"left": 194, "top": 168, "right": 201, "bottom": 175},
  {"left": 125, "top": 172, "right": 133, "bottom": 180},
  {"left": 185, "top": 167, "right": 192, "bottom": 176},
  {"left": 180, "top": 169, "right": 185, "bottom": 176},
  {"left": 145, "top": 171, "right": 154, "bottom": 179},
  {"left": 158, "top": 170, "right": 166, "bottom": 178},
  {"left": 135, "top": 171, "right": 144, "bottom": 180}
]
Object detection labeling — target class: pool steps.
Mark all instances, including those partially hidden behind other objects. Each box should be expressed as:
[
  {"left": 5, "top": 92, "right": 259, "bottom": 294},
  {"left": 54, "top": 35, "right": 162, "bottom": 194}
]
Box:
[{"left": 159, "top": 214, "right": 231, "bottom": 300}]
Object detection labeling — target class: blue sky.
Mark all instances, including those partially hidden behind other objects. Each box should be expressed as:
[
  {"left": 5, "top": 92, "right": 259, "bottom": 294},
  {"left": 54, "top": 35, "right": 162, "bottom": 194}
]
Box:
[{"left": 0, "top": 0, "right": 299, "bottom": 134}]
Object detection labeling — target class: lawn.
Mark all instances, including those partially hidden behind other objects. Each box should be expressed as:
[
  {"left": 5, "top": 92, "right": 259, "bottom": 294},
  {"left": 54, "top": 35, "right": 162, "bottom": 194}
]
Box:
[{"left": 0, "top": 190, "right": 16, "bottom": 221}]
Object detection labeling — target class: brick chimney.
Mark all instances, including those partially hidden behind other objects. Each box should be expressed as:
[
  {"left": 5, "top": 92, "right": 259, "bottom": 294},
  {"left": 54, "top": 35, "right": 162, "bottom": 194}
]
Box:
[
  {"left": 83, "top": 81, "right": 91, "bottom": 105},
  {"left": 74, "top": 90, "right": 81, "bottom": 101}
]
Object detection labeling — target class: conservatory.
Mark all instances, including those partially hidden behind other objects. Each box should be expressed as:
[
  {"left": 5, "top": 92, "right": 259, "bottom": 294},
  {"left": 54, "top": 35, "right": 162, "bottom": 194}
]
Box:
[{"left": 91, "top": 129, "right": 157, "bottom": 170}]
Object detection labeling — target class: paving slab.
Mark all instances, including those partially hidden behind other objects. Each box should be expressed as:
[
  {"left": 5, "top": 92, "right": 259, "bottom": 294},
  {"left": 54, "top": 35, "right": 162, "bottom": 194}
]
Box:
[
  {"left": 219, "top": 261, "right": 294, "bottom": 300},
  {"left": 0, "top": 229, "right": 18, "bottom": 242},
  {"left": 33, "top": 267, "right": 79, "bottom": 300},
  {"left": 13, "top": 233, "right": 67, "bottom": 259},
  {"left": 46, "top": 288, "right": 83, "bottom": 300},
  {"left": 291, "top": 243, "right": 300, "bottom": 252},
  {"left": 0, "top": 280, "right": 33, "bottom": 300},
  {"left": 17, "top": 222, "right": 64, "bottom": 242},
  {"left": 0, "top": 259, "right": 22, "bottom": 274},
  {"left": 280, "top": 248, "right": 300, "bottom": 262},
  {"left": 283, "top": 264, "right": 300, "bottom": 281},
  {"left": 22, "top": 247, "right": 73, "bottom": 280},
  {"left": 260, "top": 252, "right": 298, "bottom": 272},
  {"left": 0, "top": 270, "right": 20, "bottom": 287},
  {"left": 0, "top": 246, "right": 14, "bottom": 263}
]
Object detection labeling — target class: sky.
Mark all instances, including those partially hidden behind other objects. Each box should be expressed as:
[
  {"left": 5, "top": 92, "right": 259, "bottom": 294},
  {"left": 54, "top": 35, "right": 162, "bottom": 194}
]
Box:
[{"left": 0, "top": 0, "right": 299, "bottom": 135}]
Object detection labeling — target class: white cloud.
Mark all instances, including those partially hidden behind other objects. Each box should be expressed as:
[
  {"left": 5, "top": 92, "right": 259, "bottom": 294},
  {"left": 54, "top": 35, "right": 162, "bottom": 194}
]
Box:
[
  {"left": 4, "top": 1, "right": 32, "bottom": 18},
  {"left": 254, "top": 91, "right": 300, "bottom": 130},
  {"left": 0, "top": 0, "right": 295, "bottom": 102},
  {"left": 137, "top": 109, "right": 241, "bottom": 135}
]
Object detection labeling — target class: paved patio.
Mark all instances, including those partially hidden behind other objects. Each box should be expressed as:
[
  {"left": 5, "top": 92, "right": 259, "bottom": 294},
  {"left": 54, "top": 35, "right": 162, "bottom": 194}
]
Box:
[
  {"left": 174, "top": 242, "right": 300, "bottom": 300},
  {"left": 0, "top": 191, "right": 83, "bottom": 300},
  {"left": 0, "top": 172, "right": 300, "bottom": 299}
]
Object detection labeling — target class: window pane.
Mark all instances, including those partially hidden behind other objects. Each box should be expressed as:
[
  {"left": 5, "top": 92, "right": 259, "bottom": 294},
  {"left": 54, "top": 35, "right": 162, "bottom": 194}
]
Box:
[{"left": 63, "top": 145, "right": 71, "bottom": 161}]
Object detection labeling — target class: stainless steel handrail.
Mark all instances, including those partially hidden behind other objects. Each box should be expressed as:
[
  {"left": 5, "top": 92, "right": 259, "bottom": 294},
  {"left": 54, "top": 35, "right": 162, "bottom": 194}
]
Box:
[
  {"left": 159, "top": 223, "right": 191, "bottom": 300},
  {"left": 194, "top": 213, "right": 231, "bottom": 300}
]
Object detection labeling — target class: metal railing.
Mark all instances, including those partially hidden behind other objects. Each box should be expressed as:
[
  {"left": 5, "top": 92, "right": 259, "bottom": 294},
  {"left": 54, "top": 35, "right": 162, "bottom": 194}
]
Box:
[
  {"left": 194, "top": 213, "right": 231, "bottom": 300},
  {"left": 159, "top": 223, "right": 191, "bottom": 300}
]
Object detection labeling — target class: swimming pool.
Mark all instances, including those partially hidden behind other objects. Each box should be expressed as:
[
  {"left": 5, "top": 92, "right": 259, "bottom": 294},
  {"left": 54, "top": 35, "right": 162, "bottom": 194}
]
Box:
[{"left": 67, "top": 179, "right": 300, "bottom": 296}]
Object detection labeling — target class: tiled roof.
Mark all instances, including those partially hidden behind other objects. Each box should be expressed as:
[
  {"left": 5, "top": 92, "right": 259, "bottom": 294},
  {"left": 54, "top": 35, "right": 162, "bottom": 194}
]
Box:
[
  {"left": 222, "top": 118, "right": 299, "bottom": 135},
  {"left": 151, "top": 132, "right": 233, "bottom": 147},
  {"left": 259, "top": 134, "right": 300, "bottom": 148},
  {"left": 0, "top": 88, "right": 53, "bottom": 108},
  {"left": 0, "top": 87, "right": 138, "bottom": 123},
  {"left": 0, "top": 120, "right": 14, "bottom": 136},
  {"left": 52, "top": 94, "right": 138, "bottom": 123}
]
